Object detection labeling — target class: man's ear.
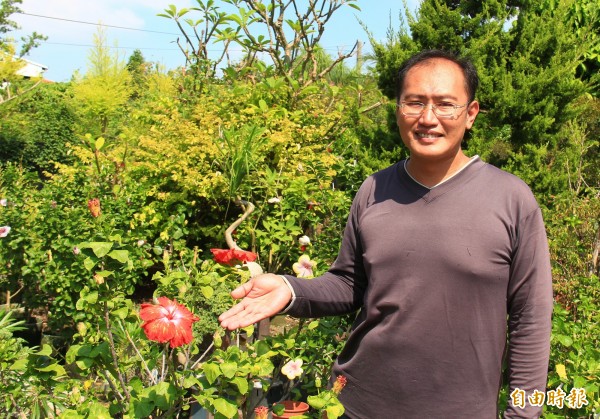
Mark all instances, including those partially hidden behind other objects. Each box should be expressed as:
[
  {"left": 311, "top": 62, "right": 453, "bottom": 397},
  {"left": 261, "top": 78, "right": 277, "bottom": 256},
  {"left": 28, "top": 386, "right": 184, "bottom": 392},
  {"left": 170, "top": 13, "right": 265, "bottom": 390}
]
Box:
[{"left": 465, "top": 100, "right": 479, "bottom": 129}]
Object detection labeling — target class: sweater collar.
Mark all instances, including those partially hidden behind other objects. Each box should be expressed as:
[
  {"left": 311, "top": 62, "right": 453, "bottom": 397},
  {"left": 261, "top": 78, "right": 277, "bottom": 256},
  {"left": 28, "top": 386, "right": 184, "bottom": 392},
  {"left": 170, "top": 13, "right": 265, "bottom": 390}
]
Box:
[{"left": 397, "top": 155, "right": 484, "bottom": 202}]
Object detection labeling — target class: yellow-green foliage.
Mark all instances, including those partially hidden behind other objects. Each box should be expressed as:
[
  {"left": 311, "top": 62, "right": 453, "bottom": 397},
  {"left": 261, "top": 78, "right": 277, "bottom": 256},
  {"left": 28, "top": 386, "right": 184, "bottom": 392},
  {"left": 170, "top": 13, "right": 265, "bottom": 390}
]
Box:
[{"left": 117, "top": 77, "right": 349, "bottom": 205}]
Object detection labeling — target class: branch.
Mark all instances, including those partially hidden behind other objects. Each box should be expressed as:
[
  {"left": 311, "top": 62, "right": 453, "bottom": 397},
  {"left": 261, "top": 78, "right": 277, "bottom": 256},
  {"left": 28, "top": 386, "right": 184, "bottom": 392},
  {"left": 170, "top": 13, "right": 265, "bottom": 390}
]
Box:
[
  {"left": 224, "top": 199, "right": 264, "bottom": 277},
  {"left": 591, "top": 226, "right": 600, "bottom": 277},
  {"left": 121, "top": 322, "right": 156, "bottom": 385},
  {"left": 176, "top": 38, "right": 192, "bottom": 66},
  {"left": 103, "top": 302, "right": 130, "bottom": 401},
  {"left": 225, "top": 199, "right": 256, "bottom": 250},
  {"left": 174, "top": 18, "right": 197, "bottom": 56},
  {"left": 0, "top": 79, "right": 43, "bottom": 106},
  {"left": 101, "top": 369, "right": 124, "bottom": 402},
  {"left": 360, "top": 100, "right": 384, "bottom": 114}
]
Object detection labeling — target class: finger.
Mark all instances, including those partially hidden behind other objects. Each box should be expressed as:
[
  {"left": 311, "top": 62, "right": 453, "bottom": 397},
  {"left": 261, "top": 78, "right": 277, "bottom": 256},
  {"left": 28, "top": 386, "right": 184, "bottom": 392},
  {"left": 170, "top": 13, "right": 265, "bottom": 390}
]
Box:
[
  {"left": 218, "top": 301, "right": 247, "bottom": 322},
  {"left": 220, "top": 313, "right": 257, "bottom": 330},
  {"left": 230, "top": 280, "right": 253, "bottom": 299},
  {"left": 220, "top": 300, "right": 273, "bottom": 330}
]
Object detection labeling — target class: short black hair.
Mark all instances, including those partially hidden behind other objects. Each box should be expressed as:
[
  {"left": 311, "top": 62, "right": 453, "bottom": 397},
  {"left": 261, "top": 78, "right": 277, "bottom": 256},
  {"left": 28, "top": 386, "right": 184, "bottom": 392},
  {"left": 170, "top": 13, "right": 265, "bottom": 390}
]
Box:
[{"left": 396, "top": 50, "right": 479, "bottom": 103}]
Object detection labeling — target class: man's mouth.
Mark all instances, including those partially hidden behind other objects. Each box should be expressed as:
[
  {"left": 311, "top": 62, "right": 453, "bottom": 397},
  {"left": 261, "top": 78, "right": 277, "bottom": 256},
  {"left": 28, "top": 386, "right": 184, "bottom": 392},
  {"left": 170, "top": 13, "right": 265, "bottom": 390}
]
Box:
[{"left": 415, "top": 132, "right": 442, "bottom": 139}]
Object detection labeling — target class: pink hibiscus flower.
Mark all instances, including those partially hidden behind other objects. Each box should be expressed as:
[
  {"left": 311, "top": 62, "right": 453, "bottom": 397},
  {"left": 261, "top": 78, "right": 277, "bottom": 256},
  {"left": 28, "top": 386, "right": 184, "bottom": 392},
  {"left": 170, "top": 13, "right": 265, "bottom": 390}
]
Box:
[
  {"left": 281, "top": 359, "right": 304, "bottom": 380},
  {"left": 0, "top": 226, "right": 11, "bottom": 238},
  {"left": 292, "top": 255, "right": 316, "bottom": 278}
]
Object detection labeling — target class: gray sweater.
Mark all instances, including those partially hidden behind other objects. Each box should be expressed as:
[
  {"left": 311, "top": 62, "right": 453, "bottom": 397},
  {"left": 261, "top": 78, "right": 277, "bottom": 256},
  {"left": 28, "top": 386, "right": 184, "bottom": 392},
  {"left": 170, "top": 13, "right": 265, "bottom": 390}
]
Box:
[{"left": 285, "top": 157, "right": 553, "bottom": 418}]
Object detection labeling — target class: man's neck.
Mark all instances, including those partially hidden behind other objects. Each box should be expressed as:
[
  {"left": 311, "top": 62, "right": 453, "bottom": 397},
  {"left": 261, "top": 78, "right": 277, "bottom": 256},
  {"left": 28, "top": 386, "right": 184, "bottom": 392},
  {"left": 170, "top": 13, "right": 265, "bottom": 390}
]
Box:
[{"left": 405, "top": 153, "right": 472, "bottom": 188}]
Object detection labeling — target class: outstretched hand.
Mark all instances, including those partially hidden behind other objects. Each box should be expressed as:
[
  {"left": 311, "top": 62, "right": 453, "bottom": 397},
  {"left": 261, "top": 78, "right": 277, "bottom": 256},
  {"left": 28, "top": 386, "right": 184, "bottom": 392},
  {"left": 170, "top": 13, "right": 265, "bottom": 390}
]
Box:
[{"left": 219, "top": 273, "right": 292, "bottom": 330}]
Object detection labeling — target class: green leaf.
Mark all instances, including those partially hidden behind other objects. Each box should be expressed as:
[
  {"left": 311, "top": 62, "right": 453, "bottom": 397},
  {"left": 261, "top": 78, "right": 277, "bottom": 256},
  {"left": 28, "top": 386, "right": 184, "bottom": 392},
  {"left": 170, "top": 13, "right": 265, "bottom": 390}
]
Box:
[
  {"left": 307, "top": 394, "right": 327, "bottom": 410},
  {"left": 201, "top": 286, "right": 214, "bottom": 299},
  {"left": 112, "top": 307, "right": 129, "bottom": 319},
  {"left": 232, "top": 377, "right": 249, "bottom": 394},
  {"left": 213, "top": 332, "right": 222, "bottom": 348},
  {"left": 573, "top": 376, "right": 587, "bottom": 388},
  {"left": 213, "top": 397, "right": 238, "bottom": 418},
  {"left": 90, "top": 342, "right": 110, "bottom": 358},
  {"left": 85, "top": 291, "right": 98, "bottom": 304},
  {"left": 107, "top": 249, "right": 129, "bottom": 263},
  {"left": 259, "top": 99, "right": 269, "bottom": 112},
  {"left": 83, "top": 242, "right": 113, "bottom": 258},
  {"left": 37, "top": 363, "right": 67, "bottom": 377},
  {"left": 83, "top": 257, "right": 96, "bottom": 271},
  {"left": 35, "top": 344, "right": 53, "bottom": 357},
  {"left": 255, "top": 339, "right": 270, "bottom": 357},
  {"left": 555, "top": 334, "right": 573, "bottom": 347},
  {"left": 95, "top": 137, "right": 105, "bottom": 151},
  {"left": 10, "top": 358, "right": 28, "bottom": 371},
  {"left": 203, "top": 363, "right": 221, "bottom": 384},
  {"left": 325, "top": 403, "right": 345, "bottom": 419},
  {"left": 242, "top": 324, "right": 254, "bottom": 336},
  {"left": 87, "top": 401, "right": 112, "bottom": 419},
  {"left": 58, "top": 410, "right": 82, "bottom": 419},
  {"left": 152, "top": 381, "right": 178, "bottom": 410},
  {"left": 220, "top": 361, "right": 238, "bottom": 379},
  {"left": 66, "top": 345, "right": 81, "bottom": 364},
  {"left": 183, "top": 375, "right": 201, "bottom": 389},
  {"left": 75, "top": 357, "right": 94, "bottom": 370},
  {"left": 307, "top": 320, "right": 319, "bottom": 330},
  {"left": 132, "top": 397, "right": 155, "bottom": 418}
]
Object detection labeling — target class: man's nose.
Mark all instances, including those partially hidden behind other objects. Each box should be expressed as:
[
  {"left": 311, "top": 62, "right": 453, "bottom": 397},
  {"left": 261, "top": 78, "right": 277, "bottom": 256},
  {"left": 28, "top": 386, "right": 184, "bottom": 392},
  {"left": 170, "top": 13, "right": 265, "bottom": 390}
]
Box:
[{"left": 419, "top": 104, "right": 438, "bottom": 124}]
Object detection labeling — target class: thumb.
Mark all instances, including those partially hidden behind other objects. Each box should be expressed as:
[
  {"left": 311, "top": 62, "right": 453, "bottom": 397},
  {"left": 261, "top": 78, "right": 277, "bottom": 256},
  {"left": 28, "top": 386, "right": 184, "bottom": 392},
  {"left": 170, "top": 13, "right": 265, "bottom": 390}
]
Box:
[{"left": 230, "top": 279, "right": 253, "bottom": 300}]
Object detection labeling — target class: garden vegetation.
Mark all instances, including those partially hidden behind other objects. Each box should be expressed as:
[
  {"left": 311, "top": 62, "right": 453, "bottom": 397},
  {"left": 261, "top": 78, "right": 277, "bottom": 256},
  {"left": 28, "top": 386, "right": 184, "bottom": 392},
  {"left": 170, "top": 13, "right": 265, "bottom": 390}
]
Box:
[{"left": 0, "top": 0, "right": 598, "bottom": 417}]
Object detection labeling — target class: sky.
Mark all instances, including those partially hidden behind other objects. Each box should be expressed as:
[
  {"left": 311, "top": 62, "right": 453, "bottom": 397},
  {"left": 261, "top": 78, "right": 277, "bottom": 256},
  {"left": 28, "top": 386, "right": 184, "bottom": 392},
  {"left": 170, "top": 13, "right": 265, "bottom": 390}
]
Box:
[{"left": 10, "top": 0, "right": 421, "bottom": 82}]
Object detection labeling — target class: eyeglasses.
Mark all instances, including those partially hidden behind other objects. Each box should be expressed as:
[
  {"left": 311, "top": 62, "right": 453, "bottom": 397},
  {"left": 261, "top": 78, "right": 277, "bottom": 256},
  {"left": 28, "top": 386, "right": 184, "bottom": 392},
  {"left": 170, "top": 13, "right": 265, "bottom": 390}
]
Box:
[{"left": 397, "top": 101, "right": 469, "bottom": 119}]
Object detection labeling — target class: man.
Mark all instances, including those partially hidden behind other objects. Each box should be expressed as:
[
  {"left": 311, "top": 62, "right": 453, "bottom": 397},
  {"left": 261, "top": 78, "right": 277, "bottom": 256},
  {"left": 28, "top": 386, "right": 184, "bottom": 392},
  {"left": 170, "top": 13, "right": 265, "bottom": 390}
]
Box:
[{"left": 219, "top": 50, "right": 553, "bottom": 418}]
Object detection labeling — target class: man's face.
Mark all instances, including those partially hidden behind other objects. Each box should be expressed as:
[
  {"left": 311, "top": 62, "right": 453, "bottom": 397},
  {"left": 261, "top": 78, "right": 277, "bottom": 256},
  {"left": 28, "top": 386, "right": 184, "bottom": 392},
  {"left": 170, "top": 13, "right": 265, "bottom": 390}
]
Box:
[{"left": 396, "top": 58, "right": 479, "bottom": 164}]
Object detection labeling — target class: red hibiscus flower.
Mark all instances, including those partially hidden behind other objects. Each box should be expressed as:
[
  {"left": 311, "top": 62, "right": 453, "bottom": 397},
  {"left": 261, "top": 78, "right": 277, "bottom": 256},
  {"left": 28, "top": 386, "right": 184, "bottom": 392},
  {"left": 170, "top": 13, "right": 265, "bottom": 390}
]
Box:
[
  {"left": 140, "top": 297, "right": 199, "bottom": 348},
  {"left": 210, "top": 248, "right": 257, "bottom": 265},
  {"left": 87, "top": 198, "right": 101, "bottom": 217}
]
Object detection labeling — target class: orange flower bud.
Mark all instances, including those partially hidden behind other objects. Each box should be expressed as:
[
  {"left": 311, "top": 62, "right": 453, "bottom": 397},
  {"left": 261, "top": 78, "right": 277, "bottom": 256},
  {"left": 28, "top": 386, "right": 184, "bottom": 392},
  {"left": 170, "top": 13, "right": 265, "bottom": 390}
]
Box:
[
  {"left": 87, "top": 198, "right": 101, "bottom": 217},
  {"left": 333, "top": 375, "right": 347, "bottom": 394}
]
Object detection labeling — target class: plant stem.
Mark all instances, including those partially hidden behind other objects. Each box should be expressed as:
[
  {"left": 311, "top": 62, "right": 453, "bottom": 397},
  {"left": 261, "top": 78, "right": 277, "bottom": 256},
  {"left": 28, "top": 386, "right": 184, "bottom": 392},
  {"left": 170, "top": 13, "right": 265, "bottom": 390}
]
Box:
[
  {"left": 101, "top": 369, "right": 124, "bottom": 402},
  {"left": 120, "top": 321, "right": 156, "bottom": 385},
  {"left": 103, "top": 301, "right": 131, "bottom": 401},
  {"left": 190, "top": 341, "right": 214, "bottom": 370},
  {"left": 161, "top": 346, "right": 167, "bottom": 381}
]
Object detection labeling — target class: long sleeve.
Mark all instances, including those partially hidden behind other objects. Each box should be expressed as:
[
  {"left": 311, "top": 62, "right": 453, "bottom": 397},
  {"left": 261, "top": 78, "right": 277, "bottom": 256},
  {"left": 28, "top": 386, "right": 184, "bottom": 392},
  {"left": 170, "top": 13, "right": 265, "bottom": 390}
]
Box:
[
  {"left": 283, "top": 178, "right": 373, "bottom": 318},
  {"left": 505, "top": 207, "right": 554, "bottom": 418}
]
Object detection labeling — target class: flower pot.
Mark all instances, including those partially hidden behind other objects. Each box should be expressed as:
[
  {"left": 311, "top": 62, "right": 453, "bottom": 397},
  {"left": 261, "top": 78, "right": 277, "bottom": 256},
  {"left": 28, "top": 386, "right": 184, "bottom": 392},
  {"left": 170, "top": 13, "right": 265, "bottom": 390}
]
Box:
[{"left": 272, "top": 401, "right": 310, "bottom": 418}]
